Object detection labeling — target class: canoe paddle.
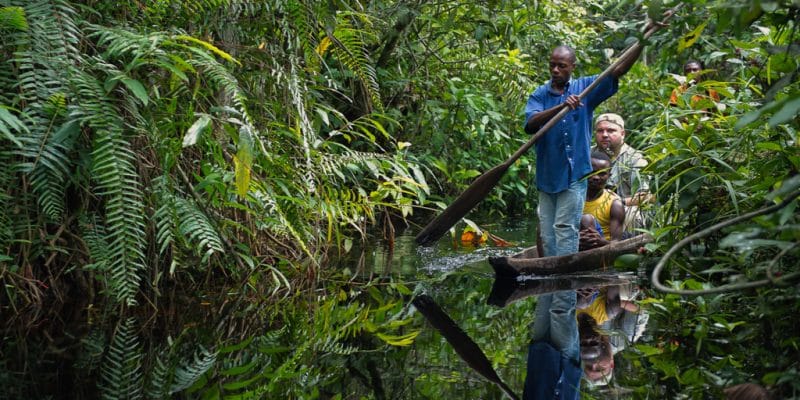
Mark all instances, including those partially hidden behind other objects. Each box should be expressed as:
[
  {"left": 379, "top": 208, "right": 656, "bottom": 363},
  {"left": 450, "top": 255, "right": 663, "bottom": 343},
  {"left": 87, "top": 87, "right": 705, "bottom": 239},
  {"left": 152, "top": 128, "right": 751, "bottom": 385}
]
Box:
[
  {"left": 415, "top": 9, "right": 677, "bottom": 247},
  {"left": 412, "top": 294, "right": 520, "bottom": 400}
]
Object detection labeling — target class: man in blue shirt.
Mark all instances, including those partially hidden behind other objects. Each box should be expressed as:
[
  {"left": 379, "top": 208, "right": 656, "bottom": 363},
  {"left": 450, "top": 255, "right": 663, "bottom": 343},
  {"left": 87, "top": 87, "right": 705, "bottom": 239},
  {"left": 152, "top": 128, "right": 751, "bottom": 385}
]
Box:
[{"left": 522, "top": 44, "right": 644, "bottom": 399}]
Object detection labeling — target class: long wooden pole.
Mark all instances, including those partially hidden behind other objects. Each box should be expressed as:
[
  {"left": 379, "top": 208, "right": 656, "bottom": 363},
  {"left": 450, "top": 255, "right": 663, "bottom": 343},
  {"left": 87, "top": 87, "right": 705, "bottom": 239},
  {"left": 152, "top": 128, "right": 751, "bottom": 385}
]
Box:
[
  {"left": 412, "top": 295, "right": 520, "bottom": 400},
  {"left": 415, "top": 11, "right": 676, "bottom": 247}
]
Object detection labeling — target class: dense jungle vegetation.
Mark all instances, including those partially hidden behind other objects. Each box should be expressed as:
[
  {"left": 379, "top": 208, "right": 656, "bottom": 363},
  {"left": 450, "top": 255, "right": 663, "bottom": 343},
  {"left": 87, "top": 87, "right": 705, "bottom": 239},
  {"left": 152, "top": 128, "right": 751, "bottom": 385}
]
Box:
[{"left": 0, "top": 0, "right": 798, "bottom": 398}]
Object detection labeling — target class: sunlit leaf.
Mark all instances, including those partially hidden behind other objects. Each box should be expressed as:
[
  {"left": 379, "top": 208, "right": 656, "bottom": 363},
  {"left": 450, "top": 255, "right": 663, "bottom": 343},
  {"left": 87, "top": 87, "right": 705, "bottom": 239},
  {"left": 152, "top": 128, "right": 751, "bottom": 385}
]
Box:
[
  {"left": 677, "top": 21, "right": 708, "bottom": 53},
  {"left": 174, "top": 34, "right": 242, "bottom": 66},
  {"left": 0, "top": 6, "right": 28, "bottom": 31},
  {"left": 183, "top": 115, "right": 211, "bottom": 147}
]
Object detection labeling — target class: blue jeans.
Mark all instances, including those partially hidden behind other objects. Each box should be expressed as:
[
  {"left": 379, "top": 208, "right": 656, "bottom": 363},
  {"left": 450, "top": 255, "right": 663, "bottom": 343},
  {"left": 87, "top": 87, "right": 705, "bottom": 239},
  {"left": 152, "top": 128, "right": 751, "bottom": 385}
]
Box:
[
  {"left": 532, "top": 291, "right": 579, "bottom": 361},
  {"left": 531, "top": 179, "right": 587, "bottom": 362},
  {"left": 538, "top": 179, "right": 587, "bottom": 258}
]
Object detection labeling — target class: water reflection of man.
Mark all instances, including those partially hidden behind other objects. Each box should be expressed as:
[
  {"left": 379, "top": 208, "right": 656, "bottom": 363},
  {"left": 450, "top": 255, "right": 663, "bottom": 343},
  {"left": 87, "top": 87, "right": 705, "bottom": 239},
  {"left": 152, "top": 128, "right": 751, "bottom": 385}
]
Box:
[
  {"left": 577, "top": 284, "right": 646, "bottom": 386},
  {"left": 578, "top": 312, "right": 615, "bottom": 384},
  {"left": 523, "top": 291, "right": 582, "bottom": 399}
]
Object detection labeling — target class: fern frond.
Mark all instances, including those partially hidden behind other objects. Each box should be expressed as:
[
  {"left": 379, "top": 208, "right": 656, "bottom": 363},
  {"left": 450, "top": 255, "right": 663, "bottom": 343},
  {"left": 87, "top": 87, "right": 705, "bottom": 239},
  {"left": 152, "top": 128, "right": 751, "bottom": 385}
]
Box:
[
  {"left": 9, "top": 0, "right": 84, "bottom": 221},
  {"left": 100, "top": 318, "right": 143, "bottom": 400},
  {"left": 183, "top": 51, "right": 257, "bottom": 139},
  {"left": 317, "top": 339, "right": 359, "bottom": 356},
  {"left": 144, "top": 356, "right": 170, "bottom": 400},
  {"left": 0, "top": 6, "right": 28, "bottom": 32},
  {"left": 169, "top": 347, "right": 217, "bottom": 393},
  {"left": 327, "top": 16, "right": 382, "bottom": 112},
  {"left": 70, "top": 64, "right": 146, "bottom": 305},
  {"left": 81, "top": 213, "right": 111, "bottom": 272},
  {"left": 75, "top": 329, "right": 108, "bottom": 374},
  {"left": 175, "top": 197, "right": 224, "bottom": 262}
]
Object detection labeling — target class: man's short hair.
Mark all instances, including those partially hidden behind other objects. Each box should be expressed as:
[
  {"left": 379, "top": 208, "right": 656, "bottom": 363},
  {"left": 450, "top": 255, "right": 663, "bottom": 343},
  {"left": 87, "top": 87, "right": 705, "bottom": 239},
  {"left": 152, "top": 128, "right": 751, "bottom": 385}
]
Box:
[
  {"left": 685, "top": 59, "right": 704, "bottom": 69},
  {"left": 553, "top": 45, "right": 577, "bottom": 63},
  {"left": 595, "top": 113, "right": 625, "bottom": 130},
  {"left": 591, "top": 150, "right": 611, "bottom": 163}
]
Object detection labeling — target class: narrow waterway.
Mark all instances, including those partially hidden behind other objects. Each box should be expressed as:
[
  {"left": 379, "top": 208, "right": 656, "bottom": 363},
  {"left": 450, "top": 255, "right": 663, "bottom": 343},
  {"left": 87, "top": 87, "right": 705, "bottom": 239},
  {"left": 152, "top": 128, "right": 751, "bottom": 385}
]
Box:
[{"left": 344, "top": 216, "right": 652, "bottom": 398}]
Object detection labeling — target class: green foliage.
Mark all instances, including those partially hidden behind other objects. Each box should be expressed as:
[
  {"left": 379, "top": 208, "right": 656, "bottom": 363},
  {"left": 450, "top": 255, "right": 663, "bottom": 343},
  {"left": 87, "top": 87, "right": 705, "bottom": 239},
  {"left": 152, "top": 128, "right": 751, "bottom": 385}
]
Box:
[
  {"left": 101, "top": 318, "right": 144, "bottom": 400},
  {"left": 1, "top": 0, "right": 799, "bottom": 398}
]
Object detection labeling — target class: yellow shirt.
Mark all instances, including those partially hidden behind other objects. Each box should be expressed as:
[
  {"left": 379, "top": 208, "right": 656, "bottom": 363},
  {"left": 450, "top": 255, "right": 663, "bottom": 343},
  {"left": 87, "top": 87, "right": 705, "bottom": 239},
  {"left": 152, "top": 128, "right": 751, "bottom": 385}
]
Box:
[
  {"left": 577, "top": 293, "right": 609, "bottom": 325},
  {"left": 583, "top": 189, "right": 621, "bottom": 241}
]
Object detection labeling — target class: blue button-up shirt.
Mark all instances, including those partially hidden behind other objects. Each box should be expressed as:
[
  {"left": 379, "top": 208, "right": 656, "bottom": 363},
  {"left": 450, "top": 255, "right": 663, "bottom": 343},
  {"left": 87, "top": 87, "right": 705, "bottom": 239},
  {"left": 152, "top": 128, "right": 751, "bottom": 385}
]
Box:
[{"left": 524, "top": 75, "right": 618, "bottom": 193}]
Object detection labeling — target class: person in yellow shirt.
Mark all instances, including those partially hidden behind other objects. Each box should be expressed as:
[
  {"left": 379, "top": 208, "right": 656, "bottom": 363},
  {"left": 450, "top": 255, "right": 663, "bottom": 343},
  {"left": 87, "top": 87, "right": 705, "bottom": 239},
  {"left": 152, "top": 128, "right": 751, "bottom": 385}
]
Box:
[{"left": 579, "top": 151, "right": 625, "bottom": 249}]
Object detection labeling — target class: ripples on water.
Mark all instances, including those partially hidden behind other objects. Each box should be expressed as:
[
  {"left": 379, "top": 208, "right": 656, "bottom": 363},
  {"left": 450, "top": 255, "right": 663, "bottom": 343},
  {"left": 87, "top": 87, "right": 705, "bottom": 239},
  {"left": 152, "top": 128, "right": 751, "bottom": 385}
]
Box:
[{"left": 353, "top": 218, "right": 537, "bottom": 276}]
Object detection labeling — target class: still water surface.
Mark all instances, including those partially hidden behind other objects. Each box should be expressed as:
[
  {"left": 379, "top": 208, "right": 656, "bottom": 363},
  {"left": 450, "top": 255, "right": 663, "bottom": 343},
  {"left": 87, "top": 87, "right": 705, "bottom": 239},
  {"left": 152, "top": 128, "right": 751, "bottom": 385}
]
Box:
[{"left": 346, "top": 216, "right": 651, "bottom": 396}]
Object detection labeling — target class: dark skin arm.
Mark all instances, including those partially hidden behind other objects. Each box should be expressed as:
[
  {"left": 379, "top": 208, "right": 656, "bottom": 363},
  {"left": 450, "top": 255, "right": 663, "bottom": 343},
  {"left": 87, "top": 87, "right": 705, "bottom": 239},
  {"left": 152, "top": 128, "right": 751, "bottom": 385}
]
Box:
[
  {"left": 611, "top": 44, "right": 644, "bottom": 78},
  {"left": 525, "top": 45, "right": 641, "bottom": 135},
  {"left": 608, "top": 198, "right": 625, "bottom": 241},
  {"left": 524, "top": 95, "right": 582, "bottom": 135},
  {"left": 578, "top": 198, "right": 624, "bottom": 250},
  {"left": 604, "top": 285, "right": 639, "bottom": 321}
]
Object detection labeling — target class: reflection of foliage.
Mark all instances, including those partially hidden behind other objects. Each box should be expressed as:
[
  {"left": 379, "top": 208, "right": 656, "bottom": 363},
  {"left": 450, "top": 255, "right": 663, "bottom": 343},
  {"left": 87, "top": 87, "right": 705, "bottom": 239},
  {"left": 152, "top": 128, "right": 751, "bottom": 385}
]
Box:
[{"left": 1, "top": 0, "right": 799, "bottom": 398}]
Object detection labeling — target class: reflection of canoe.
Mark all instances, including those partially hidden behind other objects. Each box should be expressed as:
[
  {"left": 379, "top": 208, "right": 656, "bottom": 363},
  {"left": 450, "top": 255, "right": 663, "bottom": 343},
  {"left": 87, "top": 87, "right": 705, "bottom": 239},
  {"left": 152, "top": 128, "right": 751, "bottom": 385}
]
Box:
[
  {"left": 488, "top": 234, "right": 652, "bottom": 277},
  {"left": 487, "top": 272, "right": 636, "bottom": 307},
  {"left": 486, "top": 235, "right": 651, "bottom": 307}
]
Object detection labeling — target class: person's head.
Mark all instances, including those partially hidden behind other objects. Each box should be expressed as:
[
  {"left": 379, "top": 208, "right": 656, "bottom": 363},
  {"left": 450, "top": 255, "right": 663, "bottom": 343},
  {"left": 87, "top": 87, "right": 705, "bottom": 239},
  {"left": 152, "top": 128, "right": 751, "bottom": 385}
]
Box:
[
  {"left": 588, "top": 151, "right": 612, "bottom": 192},
  {"left": 684, "top": 60, "right": 705, "bottom": 83},
  {"left": 578, "top": 313, "right": 614, "bottom": 384},
  {"left": 549, "top": 45, "right": 576, "bottom": 88},
  {"left": 683, "top": 60, "right": 703, "bottom": 75},
  {"left": 594, "top": 113, "right": 626, "bottom": 155}
]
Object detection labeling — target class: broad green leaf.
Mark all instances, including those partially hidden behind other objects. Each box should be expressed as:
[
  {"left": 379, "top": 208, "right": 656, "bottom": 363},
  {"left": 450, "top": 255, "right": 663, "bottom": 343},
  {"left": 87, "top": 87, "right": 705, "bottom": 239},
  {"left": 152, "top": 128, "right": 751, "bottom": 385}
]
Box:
[
  {"left": 0, "top": 106, "right": 25, "bottom": 147},
  {"left": 634, "top": 344, "right": 663, "bottom": 356},
  {"left": 375, "top": 330, "right": 420, "bottom": 346},
  {"left": 121, "top": 78, "right": 149, "bottom": 106},
  {"left": 769, "top": 93, "right": 800, "bottom": 127},
  {"left": 183, "top": 115, "right": 211, "bottom": 147}
]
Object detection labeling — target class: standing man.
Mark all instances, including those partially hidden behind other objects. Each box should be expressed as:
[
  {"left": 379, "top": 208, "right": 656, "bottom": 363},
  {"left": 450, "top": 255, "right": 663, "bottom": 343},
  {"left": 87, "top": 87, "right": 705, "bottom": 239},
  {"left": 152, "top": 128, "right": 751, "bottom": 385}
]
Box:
[
  {"left": 522, "top": 43, "right": 645, "bottom": 399},
  {"left": 593, "top": 113, "right": 651, "bottom": 232}
]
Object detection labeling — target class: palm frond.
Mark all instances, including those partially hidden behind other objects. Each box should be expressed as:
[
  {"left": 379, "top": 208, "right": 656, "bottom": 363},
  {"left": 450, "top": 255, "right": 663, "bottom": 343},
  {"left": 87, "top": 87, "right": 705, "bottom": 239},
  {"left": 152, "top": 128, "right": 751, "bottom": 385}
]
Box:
[
  {"left": 81, "top": 213, "right": 111, "bottom": 272},
  {"left": 75, "top": 329, "right": 108, "bottom": 374},
  {"left": 9, "top": 0, "right": 83, "bottom": 221},
  {"left": 175, "top": 196, "right": 225, "bottom": 263},
  {"left": 0, "top": 6, "right": 29, "bottom": 32}
]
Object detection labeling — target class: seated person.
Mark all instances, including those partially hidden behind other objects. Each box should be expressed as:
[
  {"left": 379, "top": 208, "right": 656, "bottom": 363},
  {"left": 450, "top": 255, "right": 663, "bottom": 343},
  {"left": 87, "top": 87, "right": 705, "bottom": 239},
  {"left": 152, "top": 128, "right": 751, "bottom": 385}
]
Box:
[
  {"left": 579, "top": 151, "right": 625, "bottom": 250},
  {"left": 576, "top": 285, "right": 639, "bottom": 325},
  {"left": 593, "top": 114, "right": 651, "bottom": 234}
]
